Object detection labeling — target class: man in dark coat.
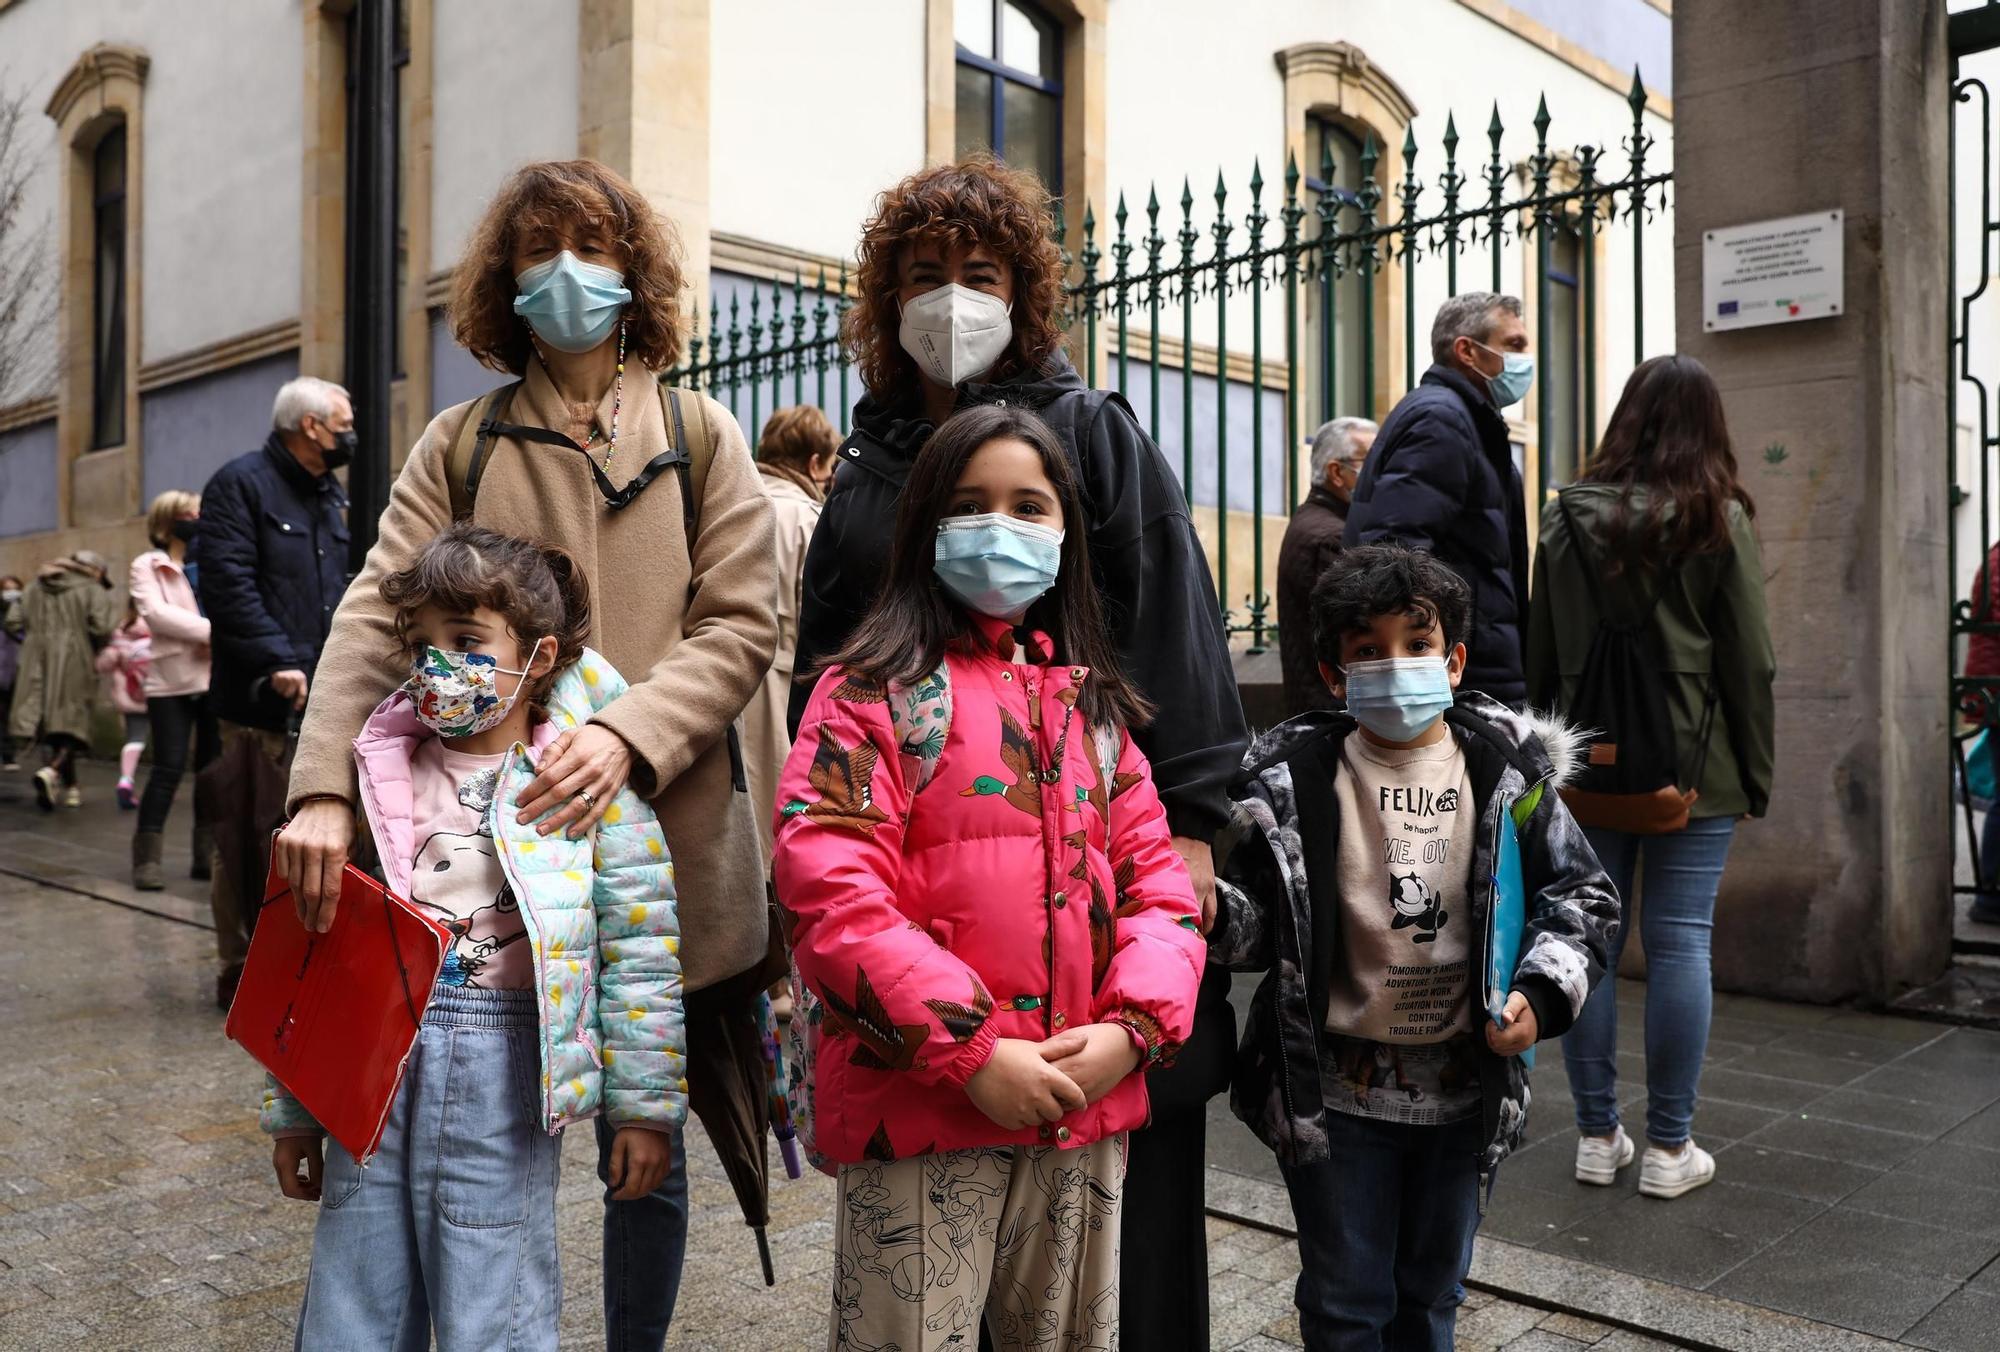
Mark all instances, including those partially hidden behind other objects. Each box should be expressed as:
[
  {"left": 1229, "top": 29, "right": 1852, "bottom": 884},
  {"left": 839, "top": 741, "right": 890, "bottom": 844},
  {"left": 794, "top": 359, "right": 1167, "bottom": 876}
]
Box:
[
  {"left": 194, "top": 375, "right": 353, "bottom": 1005},
  {"left": 1346, "top": 291, "right": 1534, "bottom": 706},
  {"left": 1276, "top": 415, "right": 1375, "bottom": 715},
  {"left": 790, "top": 159, "right": 1248, "bottom": 1352}
]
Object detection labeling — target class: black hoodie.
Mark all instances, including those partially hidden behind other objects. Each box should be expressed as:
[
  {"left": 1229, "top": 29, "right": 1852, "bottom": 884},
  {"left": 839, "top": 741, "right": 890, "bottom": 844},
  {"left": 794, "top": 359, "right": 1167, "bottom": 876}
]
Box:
[{"left": 789, "top": 354, "right": 1248, "bottom": 841}]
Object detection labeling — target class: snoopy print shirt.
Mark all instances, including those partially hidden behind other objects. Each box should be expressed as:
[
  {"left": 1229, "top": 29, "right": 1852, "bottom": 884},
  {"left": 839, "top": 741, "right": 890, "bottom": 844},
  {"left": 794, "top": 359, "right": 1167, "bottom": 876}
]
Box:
[
  {"left": 408, "top": 739, "right": 531, "bottom": 988},
  {"left": 1324, "top": 732, "right": 1479, "bottom": 1125}
]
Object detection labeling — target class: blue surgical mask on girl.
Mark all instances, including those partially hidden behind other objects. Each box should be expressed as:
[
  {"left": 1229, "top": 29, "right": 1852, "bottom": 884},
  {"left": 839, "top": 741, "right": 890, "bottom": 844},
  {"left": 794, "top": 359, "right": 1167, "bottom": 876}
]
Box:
[
  {"left": 513, "top": 251, "right": 632, "bottom": 354},
  {"left": 1472, "top": 339, "right": 1536, "bottom": 408},
  {"left": 933, "top": 514, "right": 1063, "bottom": 620},
  {"left": 1342, "top": 656, "right": 1456, "bottom": 742}
]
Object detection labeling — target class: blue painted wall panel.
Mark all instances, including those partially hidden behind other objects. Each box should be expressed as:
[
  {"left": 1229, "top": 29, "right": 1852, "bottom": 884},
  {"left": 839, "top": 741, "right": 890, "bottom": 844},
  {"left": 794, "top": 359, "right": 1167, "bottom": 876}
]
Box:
[
  {"left": 0, "top": 420, "right": 59, "bottom": 538},
  {"left": 141, "top": 350, "right": 299, "bottom": 503},
  {"left": 430, "top": 309, "right": 509, "bottom": 415}
]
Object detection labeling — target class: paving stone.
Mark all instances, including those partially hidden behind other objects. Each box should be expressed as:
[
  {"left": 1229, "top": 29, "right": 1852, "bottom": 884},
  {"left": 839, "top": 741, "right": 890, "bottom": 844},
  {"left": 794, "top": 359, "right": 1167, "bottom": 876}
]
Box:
[
  {"left": 1536, "top": 1310, "right": 1615, "bottom": 1341},
  {"left": 1711, "top": 1244, "right": 1959, "bottom": 1340},
  {"left": 1846, "top": 1062, "right": 2000, "bottom": 1114},
  {"left": 1482, "top": 1181, "right": 1631, "bottom": 1247},
  {"left": 1765, "top": 1028, "right": 1929, "bottom": 1067},
  {"left": 1551, "top": 1209, "right": 1772, "bottom": 1289},
  {"left": 1502, "top": 1331, "right": 1593, "bottom": 1351},
  {"left": 1737, "top": 1047, "right": 1879, "bottom": 1088},
  {"left": 1841, "top": 1167, "right": 2000, "bottom": 1235},
  {"left": 1742, "top": 1113, "right": 1927, "bottom": 1168},
  {"left": 1803, "top": 1086, "right": 1984, "bottom": 1139},
  {"left": 1686, "top": 1097, "right": 1788, "bottom": 1144},
  {"left": 1942, "top": 1101, "right": 2000, "bottom": 1153},
  {"left": 1693, "top": 1066, "right": 1833, "bottom": 1112},
  {"left": 1453, "top": 1294, "right": 1547, "bottom": 1347},
  {"left": 1710, "top": 994, "right": 1839, "bottom": 1029},
  {"left": 1901, "top": 1285, "right": 2000, "bottom": 1352}
]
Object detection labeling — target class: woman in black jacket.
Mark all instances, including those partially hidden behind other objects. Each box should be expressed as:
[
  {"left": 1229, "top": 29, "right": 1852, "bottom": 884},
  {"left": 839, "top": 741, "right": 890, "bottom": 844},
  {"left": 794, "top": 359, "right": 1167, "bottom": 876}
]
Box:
[{"left": 790, "top": 156, "right": 1247, "bottom": 1351}]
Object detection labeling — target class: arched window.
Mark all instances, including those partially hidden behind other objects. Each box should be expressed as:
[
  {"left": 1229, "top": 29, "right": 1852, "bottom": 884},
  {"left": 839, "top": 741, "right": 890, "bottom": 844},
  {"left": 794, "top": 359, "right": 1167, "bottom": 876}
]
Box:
[
  {"left": 1305, "top": 116, "right": 1370, "bottom": 427},
  {"left": 954, "top": 0, "right": 1063, "bottom": 192},
  {"left": 89, "top": 123, "right": 128, "bottom": 450}
]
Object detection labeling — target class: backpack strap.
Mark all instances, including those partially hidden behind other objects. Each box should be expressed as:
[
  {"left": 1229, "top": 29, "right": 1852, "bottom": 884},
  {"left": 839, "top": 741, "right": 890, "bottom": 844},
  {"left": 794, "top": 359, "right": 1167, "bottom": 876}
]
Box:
[
  {"left": 661, "top": 384, "right": 716, "bottom": 551},
  {"left": 445, "top": 382, "right": 524, "bottom": 521}
]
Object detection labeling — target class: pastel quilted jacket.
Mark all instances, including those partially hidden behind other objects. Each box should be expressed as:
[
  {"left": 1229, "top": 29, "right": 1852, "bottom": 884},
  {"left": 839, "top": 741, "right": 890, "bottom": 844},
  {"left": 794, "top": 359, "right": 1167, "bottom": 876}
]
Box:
[
  {"left": 261, "top": 649, "right": 688, "bottom": 1137},
  {"left": 772, "top": 618, "right": 1206, "bottom": 1166}
]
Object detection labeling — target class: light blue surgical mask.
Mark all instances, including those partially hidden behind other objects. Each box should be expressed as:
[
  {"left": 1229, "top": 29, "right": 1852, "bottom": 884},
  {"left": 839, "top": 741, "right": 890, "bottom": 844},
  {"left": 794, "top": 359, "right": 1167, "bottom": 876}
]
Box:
[
  {"left": 1473, "top": 340, "right": 1535, "bottom": 408},
  {"left": 513, "top": 251, "right": 632, "bottom": 354},
  {"left": 1342, "top": 656, "right": 1456, "bottom": 742},
  {"left": 933, "top": 513, "right": 1063, "bottom": 620}
]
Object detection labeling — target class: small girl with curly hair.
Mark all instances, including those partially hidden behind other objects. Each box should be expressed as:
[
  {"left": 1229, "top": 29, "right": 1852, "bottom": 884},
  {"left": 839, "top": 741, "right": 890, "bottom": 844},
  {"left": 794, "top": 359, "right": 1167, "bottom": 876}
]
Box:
[{"left": 269, "top": 523, "right": 685, "bottom": 1351}]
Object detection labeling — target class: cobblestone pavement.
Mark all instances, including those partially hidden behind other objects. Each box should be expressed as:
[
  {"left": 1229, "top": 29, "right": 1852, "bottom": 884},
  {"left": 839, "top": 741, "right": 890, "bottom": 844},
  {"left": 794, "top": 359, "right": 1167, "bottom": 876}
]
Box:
[{"left": 0, "top": 761, "right": 1675, "bottom": 1350}]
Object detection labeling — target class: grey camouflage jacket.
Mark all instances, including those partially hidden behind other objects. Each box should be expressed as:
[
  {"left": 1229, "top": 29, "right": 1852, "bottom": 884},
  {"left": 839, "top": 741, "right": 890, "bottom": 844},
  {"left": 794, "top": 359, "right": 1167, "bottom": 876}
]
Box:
[{"left": 1211, "top": 692, "right": 1621, "bottom": 1186}]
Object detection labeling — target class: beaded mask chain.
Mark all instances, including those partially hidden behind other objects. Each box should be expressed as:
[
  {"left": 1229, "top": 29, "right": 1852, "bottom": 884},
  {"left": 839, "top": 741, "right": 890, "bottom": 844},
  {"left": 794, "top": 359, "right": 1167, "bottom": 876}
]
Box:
[{"left": 577, "top": 318, "right": 629, "bottom": 472}]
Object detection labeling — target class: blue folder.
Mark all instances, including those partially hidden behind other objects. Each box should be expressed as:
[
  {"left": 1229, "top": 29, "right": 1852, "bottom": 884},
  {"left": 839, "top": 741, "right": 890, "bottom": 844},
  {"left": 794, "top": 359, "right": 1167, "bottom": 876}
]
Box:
[{"left": 1487, "top": 786, "right": 1540, "bottom": 1069}]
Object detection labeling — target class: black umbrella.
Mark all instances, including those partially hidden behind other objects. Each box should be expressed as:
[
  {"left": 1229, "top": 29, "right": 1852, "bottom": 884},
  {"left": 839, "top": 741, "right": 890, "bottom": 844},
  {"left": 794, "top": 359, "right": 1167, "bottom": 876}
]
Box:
[{"left": 682, "top": 923, "right": 801, "bottom": 1285}]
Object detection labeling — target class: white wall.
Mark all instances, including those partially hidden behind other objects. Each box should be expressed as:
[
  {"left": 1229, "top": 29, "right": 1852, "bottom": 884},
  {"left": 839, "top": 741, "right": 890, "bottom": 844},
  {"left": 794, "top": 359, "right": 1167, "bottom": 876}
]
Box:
[
  {"left": 709, "top": 0, "right": 927, "bottom": 260},
  {"left": 431, "top": 0, "right": 580, "bottom": 269},
  {"left": 0, "top": 0, "right": 302, "bottom": 392}
]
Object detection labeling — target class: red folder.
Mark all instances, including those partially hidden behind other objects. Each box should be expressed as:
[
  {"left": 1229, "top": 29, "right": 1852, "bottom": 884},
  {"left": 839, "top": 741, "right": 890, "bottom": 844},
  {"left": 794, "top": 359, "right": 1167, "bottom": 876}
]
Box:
[{"left": 226, "top": 856, "right": 452, "bottom": 1163}]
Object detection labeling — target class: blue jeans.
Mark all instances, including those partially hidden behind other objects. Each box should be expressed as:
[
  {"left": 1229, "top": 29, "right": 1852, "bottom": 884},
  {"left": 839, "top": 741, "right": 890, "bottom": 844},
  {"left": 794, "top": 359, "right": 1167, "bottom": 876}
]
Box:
[
  {"left": 1565, "top": 817, "right": 1737, "bottom": 1147},
  {"left": 294, "top": 985, "right": 561, "bottom": 1351},
  {"left": 596, "top": 1109, "right": 689, "bottom": 1351},
  {"left": 1280, "top": 1111, "right": 1485, "bottom": 1352}
]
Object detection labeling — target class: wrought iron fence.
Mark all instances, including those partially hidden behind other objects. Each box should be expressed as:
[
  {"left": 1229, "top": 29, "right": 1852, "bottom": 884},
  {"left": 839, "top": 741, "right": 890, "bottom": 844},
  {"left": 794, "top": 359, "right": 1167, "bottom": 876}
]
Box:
[{"left": 670, "top": 72, "right": 1672, "bottom": 651}]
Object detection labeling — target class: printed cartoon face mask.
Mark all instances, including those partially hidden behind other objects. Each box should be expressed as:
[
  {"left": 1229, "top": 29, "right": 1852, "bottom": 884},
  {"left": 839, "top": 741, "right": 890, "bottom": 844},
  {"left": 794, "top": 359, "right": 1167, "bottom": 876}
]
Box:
[{"left": 405, "top": 640, "right": 545, "bottom": 738}]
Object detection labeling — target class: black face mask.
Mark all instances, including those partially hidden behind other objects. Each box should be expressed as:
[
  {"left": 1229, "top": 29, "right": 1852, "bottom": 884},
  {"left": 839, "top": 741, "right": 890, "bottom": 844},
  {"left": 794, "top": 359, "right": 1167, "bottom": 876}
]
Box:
[
  {"left": 322, "top": 428, "right": 358, "bottom": 472},
  {"left": 170, "top": 519, "right": 199, "bottom": 544}
]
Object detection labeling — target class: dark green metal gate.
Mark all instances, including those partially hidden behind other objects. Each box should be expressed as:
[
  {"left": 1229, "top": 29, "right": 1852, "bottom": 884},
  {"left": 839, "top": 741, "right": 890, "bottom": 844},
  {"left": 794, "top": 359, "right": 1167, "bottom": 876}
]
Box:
[
  {"left": 671, "top": 73, "right": 1671, "bottom": 652},
  {"left": 1948, "top": 2, "right": 2000, "bottom": 924}
]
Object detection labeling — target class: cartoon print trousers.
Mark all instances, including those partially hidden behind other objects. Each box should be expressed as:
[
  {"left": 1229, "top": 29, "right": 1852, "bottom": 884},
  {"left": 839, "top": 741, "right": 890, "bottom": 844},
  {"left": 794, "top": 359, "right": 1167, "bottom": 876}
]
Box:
[{"left": 829, "top": 1134, "right": 1127, "bottom": 1352}]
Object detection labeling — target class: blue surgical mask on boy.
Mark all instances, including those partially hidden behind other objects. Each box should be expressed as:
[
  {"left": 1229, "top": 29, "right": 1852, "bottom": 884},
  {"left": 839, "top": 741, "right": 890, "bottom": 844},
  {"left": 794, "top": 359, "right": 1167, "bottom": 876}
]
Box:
[
  {"left": 513, "top": 251, "right": 632, "bottom": 354},
  {"left": 1472, "top": 339, "right": 1535, "bottom": 408},
  {"left": 1342, "top": 656, "right": 1456, "bottom": 742},
  {"left": 933, "top": 514, "right": 1063, "bottom": 620}
]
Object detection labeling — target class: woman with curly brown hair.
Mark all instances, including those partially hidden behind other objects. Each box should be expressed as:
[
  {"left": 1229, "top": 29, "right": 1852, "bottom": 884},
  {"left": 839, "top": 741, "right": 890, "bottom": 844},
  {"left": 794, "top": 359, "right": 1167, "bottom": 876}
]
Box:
[
  {"left": 273, "top": 158, "right": 778, "bottom": 1350},
  {"left": 789, "top": 155, "right": 1247, "bottom": 1352}
]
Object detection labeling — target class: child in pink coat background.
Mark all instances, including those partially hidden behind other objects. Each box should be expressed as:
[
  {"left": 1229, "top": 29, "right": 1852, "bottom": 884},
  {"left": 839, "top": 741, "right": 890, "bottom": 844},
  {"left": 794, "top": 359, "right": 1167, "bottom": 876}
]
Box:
[{"left": 774, "top": 405, "right": 1205, "bottom": 1350}]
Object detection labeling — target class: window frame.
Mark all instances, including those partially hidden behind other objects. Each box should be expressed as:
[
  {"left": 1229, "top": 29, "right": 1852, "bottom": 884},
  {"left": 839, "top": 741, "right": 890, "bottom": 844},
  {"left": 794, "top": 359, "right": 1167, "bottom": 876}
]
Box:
[{"left": 954, "top": 0, "right": 1065, "bottom": 193}]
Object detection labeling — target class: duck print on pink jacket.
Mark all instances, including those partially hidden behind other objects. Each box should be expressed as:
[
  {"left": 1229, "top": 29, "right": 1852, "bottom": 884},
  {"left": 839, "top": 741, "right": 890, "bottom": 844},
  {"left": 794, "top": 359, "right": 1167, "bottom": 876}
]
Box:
[{"left": 773, "top": 619, "right": 1206, "bottom": 1166}]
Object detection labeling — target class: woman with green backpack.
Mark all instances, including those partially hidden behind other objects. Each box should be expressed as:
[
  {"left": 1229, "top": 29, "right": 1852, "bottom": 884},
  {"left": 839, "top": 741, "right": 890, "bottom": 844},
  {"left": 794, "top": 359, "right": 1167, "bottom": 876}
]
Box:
[{"left": 1526, "top": 353, "right": 1774, "bottom": 1201}]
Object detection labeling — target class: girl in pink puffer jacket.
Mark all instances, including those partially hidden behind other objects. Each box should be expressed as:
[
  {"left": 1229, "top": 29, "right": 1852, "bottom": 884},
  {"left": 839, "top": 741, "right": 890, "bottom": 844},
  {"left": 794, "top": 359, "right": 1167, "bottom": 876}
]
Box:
[{"left": 774, "top": 405, "right": 1204, "bottom": 1350}]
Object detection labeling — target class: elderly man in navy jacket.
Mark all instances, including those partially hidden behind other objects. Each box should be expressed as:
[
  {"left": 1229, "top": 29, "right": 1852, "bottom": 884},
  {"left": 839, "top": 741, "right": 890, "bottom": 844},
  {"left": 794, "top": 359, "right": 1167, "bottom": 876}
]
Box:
[
  {"left": 1346, "top": 292, "right": 1534, "bottom": 706},
  {"left": 195, "top": 375, "right": 352, "bottom": 1004}
]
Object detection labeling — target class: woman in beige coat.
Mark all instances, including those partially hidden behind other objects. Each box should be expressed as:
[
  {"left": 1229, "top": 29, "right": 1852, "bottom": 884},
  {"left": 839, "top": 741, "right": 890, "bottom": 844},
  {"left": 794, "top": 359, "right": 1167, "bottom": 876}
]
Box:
[
  {"left": 742, "top": 404, "right": 837, "bottom": 863},
  {"left": 271, "top": 159, "right": 776, "bottom": 1346}
]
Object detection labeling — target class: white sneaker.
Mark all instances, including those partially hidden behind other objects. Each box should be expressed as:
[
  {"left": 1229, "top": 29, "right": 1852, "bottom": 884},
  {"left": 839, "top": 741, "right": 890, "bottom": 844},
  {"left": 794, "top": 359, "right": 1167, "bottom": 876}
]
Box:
[
  {"left": 1640, "top": 1139, "right": 1716, "bottom": 1199},
  {"left": 1574, "top": 1126, "right": 1635, "bottom": 1185},
  {"left": 32, "top": 766, "right": 57, "bottom": 811},
  {"left": 61, "top": 785, "right": 83, "bottom": 810}
]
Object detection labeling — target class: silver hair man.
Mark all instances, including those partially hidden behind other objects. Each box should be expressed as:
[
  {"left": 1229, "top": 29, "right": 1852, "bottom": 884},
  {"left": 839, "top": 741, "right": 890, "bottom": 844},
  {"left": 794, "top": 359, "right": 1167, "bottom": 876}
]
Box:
[
  {"left": 270, "top": 376, "right": 352, "bottom": 433},
  {"left": 1308, "top": 416, "right": 1378, "bottom": 487},
  {"left": 1430, "top": 292, "right": 1525, "bottom": 365}
]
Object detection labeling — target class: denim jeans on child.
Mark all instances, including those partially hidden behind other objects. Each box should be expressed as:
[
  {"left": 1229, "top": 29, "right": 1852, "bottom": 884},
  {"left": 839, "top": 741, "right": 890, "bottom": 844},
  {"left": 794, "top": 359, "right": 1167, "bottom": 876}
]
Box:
[
  {"left": 293, "top": 984, "right": 561, "bottom": 1352},
  {"left": 1280, "top": 1111, "right": 1484, "bottom": 1352},
  {"left": 595, "top": 1110, "right": 690, "bottom": 1351},
  {"left": 1565, "top": 817, "right": 1737, "bottom": 1147}
]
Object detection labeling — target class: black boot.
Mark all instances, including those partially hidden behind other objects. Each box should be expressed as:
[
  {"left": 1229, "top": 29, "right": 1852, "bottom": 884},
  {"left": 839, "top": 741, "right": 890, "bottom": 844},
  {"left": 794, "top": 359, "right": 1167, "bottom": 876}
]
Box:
[{"left": 190, "top": 823, "right": 213, "bottom": 881}]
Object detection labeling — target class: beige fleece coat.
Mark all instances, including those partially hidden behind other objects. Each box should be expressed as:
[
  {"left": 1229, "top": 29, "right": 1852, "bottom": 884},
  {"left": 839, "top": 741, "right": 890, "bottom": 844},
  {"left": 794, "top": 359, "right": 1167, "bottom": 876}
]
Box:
[
  {"left": 288, "top": 360, "right": 779, "bottom": 993},
  {"left": 742, "top": 468, "right": 822, "bottom": 864}
]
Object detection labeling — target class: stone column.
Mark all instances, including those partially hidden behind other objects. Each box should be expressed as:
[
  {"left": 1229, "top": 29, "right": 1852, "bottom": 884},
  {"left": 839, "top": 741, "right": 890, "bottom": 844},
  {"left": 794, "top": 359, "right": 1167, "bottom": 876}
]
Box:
[
  {"left": 1673, "top": 0, "right": 1951, "bottom": 1001},
  {"left": 580, "top": 0, "right": 711, "bottom": 322}
]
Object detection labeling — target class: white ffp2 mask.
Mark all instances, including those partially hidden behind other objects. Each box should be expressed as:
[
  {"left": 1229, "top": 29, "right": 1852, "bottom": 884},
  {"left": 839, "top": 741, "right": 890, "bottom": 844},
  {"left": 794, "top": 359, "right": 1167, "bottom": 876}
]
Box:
[{"left": 898, "top": 283, "right": 1013, "bottom": 388}]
